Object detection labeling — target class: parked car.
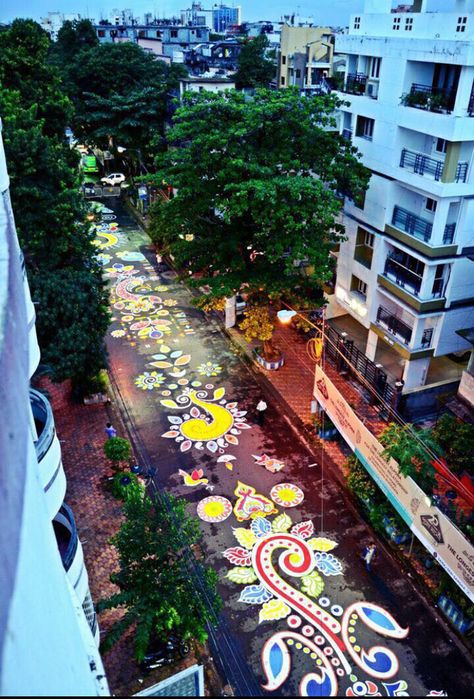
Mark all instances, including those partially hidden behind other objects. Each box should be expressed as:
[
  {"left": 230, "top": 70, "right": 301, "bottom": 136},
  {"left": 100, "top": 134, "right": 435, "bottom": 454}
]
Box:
[{"left": 101, "top": 172, "right": 126, "bottom": 186}]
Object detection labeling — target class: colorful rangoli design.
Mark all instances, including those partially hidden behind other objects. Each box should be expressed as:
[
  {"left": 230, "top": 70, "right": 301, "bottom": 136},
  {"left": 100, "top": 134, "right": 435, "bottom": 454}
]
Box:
[
  {"left": 233, "top": 481, "right": 278, "bottom": 521},
  {"left": 197, "top": 495, "right": 232, "bottom": 523},
  {"left": 270, "top": 483, "right": 304, "bottom": 508}
]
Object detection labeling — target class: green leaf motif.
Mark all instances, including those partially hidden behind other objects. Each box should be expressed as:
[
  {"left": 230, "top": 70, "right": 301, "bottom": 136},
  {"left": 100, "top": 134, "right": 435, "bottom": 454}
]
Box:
[
  {"left": 226, "top": 567, "right": 258, "bottom": 584},
  {"left": 301, "top": 571, "right": 325, "bottom": 598},
  {"left": 271, "top": 513, "right": 292, "bottom": 533}
]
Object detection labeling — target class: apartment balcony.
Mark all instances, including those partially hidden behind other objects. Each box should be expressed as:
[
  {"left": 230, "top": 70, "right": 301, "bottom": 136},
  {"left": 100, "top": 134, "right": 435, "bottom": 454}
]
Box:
[
  {"left": 30, "top": 389, "right": 67, "bottom": 519},
  {"left": 469, "top": 81, "right": 474, "bottom": 117},
  {"left": 375, "top": 305, "right": 434, "bottom": 350},
  {"left": 343, "top": 72, "right": 367, "bottom": 95},
  {"left": 401, "top": 83, "right": 457, "bottom": 114},
  {"left": 392, "top": 206, "right": 432, "bottom": 243},
  {"left": 20, "top": 251, "right": 41, "bottom": 377},
  {"left": 384, "top": 256, "right": 422, "bottom": 296},
  {"left": 379, "top": 256, "right": 446, "bottom": 313},
  {"left": 400, "top": 149, "right": 468, "bottom": 183}
]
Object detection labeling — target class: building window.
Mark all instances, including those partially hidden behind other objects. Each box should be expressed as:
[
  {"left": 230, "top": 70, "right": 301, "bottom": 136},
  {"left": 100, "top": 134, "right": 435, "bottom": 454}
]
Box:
[
  {"left": 171, "top": 29, "right": 178, "bottom": 38},
  {"left": 435, "top": 137, "right": 447, "bottom": 154},
  {"left": 405, "top": 17, "right": 413, "bottom": 31},
  {"left": 393, "top": 17, "right": 401, "bottom": 31},
  {"left": 364, "top": 231, "right": 375, "bottom": 248},
  {"left": 369, "top": 57, "right": 381, "bottom": 79},
  {"left": 156, "top": 30, "right": 162, "bottom": 38},
  {"left": 282, "top": 55, "right": 286, "bottom": 65},
  {"left": 456, "top": 16, "right": 467, "bottom": 32},
  {"left": 355, "top": 116, "right": 374, "bottom": 141},
  {"left": 295, "top": 68, "right": 301, "bottom": 79},
  {"left": 281, "top": 76, "right": 285, "bottom": 85},
  {"left": 354, "top": 16, "right": 360, "bottom": 30},
  {"left": 425, "top": 198, "right": 437, "bottom": 213},
  {"left": 98, "top": 29, "right": 105, "bottom": 37},
  {"left": 358, "top": 279, "right": 368, "bottom": 297}
]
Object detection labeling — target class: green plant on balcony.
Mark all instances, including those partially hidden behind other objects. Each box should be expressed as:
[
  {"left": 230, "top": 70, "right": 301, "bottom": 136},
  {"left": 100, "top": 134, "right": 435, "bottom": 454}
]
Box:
[
  {"left": 400, "top": 90, "right": 429, "bottom": 109},
  {"left": 427, "top": 92, "right": 450, "bottom": 113}
]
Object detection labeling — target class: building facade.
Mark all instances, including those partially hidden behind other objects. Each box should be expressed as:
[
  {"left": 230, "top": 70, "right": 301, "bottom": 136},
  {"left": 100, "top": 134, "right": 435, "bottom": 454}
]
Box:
[
  {"left": 330, "top": 0, "right": 474, "bottom": 393},
  {"left": 212, "top": 4, "right": 241, "bottom": 34},
  {"left": 40, "top": 11, "right": 82, "bottom": 40},
  {"left": 278, "top": 24, "right": 334, "bottom": 92},
  {"left": 95, "top": 22, "right": 210, "bottom": 58},
  {"left": 0, "top": 121, "right": 108, "bottom": 695}
]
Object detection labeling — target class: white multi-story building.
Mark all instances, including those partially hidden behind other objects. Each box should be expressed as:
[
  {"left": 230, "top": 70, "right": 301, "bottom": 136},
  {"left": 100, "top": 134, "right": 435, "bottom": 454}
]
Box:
[
  {"left": 330, "top": 0, "right": 474, "bottom": 395},
  {"left": 0, "top": 121, "right": 109, "bottom": 695},
  {"left": 40, "top": 11, "right": 83, "bottom": 40}
]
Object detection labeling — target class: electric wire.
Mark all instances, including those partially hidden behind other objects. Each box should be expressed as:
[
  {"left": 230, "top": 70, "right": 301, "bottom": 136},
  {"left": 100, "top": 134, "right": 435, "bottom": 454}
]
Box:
[{"left": 279, "top": 301, "right": 450, "bottom": 469}]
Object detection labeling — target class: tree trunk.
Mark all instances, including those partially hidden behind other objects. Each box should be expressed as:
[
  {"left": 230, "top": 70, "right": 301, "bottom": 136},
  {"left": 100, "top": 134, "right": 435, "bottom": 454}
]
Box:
[{"left": 263, "top": 338, "right": 280, "bottom": 362}]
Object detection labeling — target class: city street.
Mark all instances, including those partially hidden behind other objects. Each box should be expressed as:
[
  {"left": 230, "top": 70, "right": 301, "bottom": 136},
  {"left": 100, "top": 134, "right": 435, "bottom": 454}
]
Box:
[{"left": 94, "top": 199, "right": 472, "bottom": 697}]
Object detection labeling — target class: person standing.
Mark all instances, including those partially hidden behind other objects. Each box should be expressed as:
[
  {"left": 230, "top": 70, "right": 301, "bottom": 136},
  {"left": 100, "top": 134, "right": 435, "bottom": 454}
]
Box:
[
  {"left": 105, "top": 422, "right": 117, "bottom": 439},
  {"left": 256, "top": 399, "right": 268, "bottom": 425},
  {"left": 362, "top": 543, "right": 377, "bottom": 571}
]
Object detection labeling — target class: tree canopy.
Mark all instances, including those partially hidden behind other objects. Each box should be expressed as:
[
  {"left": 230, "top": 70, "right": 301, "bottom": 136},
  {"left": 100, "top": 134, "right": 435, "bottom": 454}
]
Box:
[
  {"left": 58, "top": 41, "right": 187, "bottom": 157},
  {"left": 148, "top": 88, "right": 369, "bottom": 354},
  {"left": 98, "top": 490, "right": 221, "bottom": 660},
  {"left": 234, "top": 34, "right": 276, "bottom": 89},
  {"left": 0, "top": 20, "right": 110, "bottom": 392}
]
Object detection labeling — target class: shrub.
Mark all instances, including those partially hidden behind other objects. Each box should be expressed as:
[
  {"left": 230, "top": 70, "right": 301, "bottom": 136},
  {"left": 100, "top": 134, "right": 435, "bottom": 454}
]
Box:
[{"left": 104, "top": 436, "right": 132, "bottom": 471}]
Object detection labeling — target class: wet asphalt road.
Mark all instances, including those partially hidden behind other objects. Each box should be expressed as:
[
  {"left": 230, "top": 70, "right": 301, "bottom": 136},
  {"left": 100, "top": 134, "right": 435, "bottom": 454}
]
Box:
[{"left": 96, "top": 200, "right": 473, "bottom": 697}]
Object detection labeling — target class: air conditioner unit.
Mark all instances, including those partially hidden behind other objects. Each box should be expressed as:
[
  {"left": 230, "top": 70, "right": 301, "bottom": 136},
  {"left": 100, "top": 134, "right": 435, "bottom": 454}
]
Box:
[{"left": 366, "top": 80, "right": 379, "bottom": 99}]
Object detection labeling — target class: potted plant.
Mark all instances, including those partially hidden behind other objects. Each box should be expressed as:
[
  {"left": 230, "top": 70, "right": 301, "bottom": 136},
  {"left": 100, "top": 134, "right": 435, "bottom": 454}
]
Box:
[
  {"left": 427, "top": 92, "right": 449, "bottom": 113},
  {"left": 400, "top": 91, "right": 429, "bottom": 109},
  {"left": 436, "top": 574, "right": 474, "bottom": 634}
]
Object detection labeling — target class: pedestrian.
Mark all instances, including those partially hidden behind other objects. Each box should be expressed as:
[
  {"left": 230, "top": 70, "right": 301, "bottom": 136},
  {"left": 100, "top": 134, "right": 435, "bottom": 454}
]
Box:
[
  {"left": 362, "top": 543, "right": 377, "bottom": 571},
  {"left": 105, "top": 422, "right": 117, "bottom": 439},
  {"left": 256, "top": 398, "right": 268, "bottom": 425}
]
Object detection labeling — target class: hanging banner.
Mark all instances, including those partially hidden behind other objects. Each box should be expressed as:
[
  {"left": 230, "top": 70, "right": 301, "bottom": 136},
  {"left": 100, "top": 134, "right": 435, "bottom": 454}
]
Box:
[{"left": 313, "top": 364, "right": 474, "bottom": 602}]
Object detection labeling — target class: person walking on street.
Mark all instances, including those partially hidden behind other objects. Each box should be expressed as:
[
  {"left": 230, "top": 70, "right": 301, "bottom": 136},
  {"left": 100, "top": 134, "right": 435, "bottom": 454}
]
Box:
[
  {"left": 362, "top": 543, "right": 377, "bottom": 571},
  {"left": 105, "top": 422, "right": 117, "bottom": 439},
  {"left": 256, "top": 399, "right": 268, "bottom": 426}
]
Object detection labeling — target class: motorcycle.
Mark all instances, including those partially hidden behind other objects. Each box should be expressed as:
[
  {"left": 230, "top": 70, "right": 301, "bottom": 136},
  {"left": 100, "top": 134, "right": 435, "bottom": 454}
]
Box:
[{"left": 139, "top": 634, "right": 190, "bottom": 673}]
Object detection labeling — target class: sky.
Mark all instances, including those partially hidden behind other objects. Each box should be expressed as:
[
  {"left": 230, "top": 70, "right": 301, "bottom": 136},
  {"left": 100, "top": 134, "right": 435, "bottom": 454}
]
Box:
[{"left": 0, "top": 0, "right": 366, "bottom": 27}]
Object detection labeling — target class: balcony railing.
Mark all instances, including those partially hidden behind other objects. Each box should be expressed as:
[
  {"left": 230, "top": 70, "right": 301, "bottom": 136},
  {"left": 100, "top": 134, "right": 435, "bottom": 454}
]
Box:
[
  {"left": 384, "top": 256, "right": 422, "bottom": 296},
  {"left": 392, "top": 205, "right": 432, "bottom": 242},
  {"left": 376, "top": 305, "right": 413, "bottom": 345},
  {"left": 344, "top": 72, "right": 367, "bottom": 95},
  {"left": 421, "top": 328, "right": 434, "bottom": 348},
  {"left": 443, "top": 223, "right": 456, "bottom": 244},
  {"left": 467, "top": 80, "right": 474, "bottom": 116},
  {"left": 53, "top": 504, "right": 79, "bottom": 572},
  {"left": 400, "top": 149, "right": 468, "bottom": 183},
  {"left": 30, "top": 389, "right": 55, "bottom": 462},
  {"left": 401, "top": 83, "right": 457, "bottom": 113}
]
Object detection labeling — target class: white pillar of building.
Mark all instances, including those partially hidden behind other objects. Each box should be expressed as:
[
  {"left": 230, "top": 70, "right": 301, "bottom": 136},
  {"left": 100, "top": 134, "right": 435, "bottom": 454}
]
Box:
[
  {"left": 402, "top": 355, "right": 431, "bottom": 390},
  {"left": 365, "top": 328, "right": 379, "bottom": 361}
]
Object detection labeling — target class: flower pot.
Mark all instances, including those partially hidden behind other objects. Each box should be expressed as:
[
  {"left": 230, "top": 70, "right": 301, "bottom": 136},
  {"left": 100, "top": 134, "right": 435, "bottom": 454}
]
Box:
[
  {"left": 254, "top": 348, "right": 285, "bottom": 371},
  {"left": 438, "top": 594, "right": 474, "bottom": 634}
]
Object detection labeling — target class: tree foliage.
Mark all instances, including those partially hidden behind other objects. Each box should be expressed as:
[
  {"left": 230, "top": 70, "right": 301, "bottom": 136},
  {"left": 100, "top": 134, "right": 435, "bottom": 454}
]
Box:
[
  {"left": 148, "top": 88, "right": 369, "bottom": 352},
  {"left": 98, "top": 490, "right": 221, "bottom": 661},
  {"left": 58, "top": 41, "right": 187, "bottom": 157},
  {"left": 234, "top": 34, "right": 276, "bottom": 89},
  {"left": 431, "top": 414, "right": 474, "bottom": 476},
  {"left": 104, "top": 437, "right": 132, "bottom": 468},
  {"left": 380, "top": 423, "right": 441, "bottom": 494},
  {"left": 0, "top": 20, "right": 110, "bottom": 391}
]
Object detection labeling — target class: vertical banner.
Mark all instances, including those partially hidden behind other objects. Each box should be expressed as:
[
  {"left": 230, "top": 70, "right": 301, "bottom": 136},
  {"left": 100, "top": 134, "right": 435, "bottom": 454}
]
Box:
[{"left": 313, "top": 364, "right": 474, "bottom": 602}]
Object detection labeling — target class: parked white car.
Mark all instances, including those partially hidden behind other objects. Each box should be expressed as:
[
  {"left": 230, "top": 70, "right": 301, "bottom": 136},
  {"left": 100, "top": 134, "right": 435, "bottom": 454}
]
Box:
[{"left": 101, "top": 173, "right": 126, "bottom": 186}]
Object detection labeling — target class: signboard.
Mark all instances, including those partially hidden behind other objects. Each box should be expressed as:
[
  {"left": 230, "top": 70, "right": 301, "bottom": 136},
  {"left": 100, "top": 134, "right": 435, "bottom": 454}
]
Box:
[
  {"left": 138, "top": 186, "right": 148, "bottom": 200},
  {"left": 313, "top": 364, "right": 474, "bottom": 602}
]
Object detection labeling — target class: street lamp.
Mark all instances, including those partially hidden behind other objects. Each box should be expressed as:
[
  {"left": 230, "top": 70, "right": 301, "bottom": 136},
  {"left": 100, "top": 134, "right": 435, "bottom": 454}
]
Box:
[{"left": 117, "top": 145, "right": 148, "bottom": 175}]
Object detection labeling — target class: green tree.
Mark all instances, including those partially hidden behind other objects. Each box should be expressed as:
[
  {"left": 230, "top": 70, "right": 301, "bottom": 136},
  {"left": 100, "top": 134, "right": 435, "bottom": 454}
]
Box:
[
  {"left": 0, "top": 19, "right": 72, "bottom": 136},
  {"left": 234, "top": 34, "right": 276, "bottom": 89},
  {"left": 0, "top": 49, "right": 110, "bottom": 392},
  {"left": 61, "top": 42, "right": 187, "bottom": 158},
  {"left": 98, "top": 490, "right": 221, "bottom": 661},
  {"left": 380, "top": 423, "right": 441, "bottom": 494},
  {"left": 431, "top": 414, "right": 474, "bottom": 476},
  {"left": 104, "top": 437, "right": 132, "bottom": 472},
  {"left": 148, "top": 88, "right": 369, "bottom": 358},
  {"left": 50, "top": 18, "right": 98, "bottom": 65}
]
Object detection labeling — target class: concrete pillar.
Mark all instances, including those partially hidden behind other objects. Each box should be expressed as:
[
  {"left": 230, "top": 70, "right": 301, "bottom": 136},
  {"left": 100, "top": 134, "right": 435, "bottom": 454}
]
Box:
[
  {"left": 441, "top": 142, "right": 461, "bottom": 184},
  {"left": 419, "top": 264, "right": 436, "bottom": 299},
  {"left": 366, "top": 328, "right": 379, "bottom": 360},
  {"left": 402, "top": 355, "right": 431, "bottom": 390}
]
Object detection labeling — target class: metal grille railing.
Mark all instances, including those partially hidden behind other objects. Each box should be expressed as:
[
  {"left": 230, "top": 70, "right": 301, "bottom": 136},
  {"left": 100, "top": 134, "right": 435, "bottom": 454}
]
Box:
[
  {"left": 443, "top": 223, "right": 456, "bottom": 244},
  {"left": 384, "top": 256, "right": 423, "bottom": 296},
  {"left": 376, "top": 305, "right": 413, "bottom": 345},
  {"left": 468, "top": 79, "right": 474, "bottom": 116},
  {"left": 344, "top": 72, "right": 367, "bottom": 94},
  {"left": 392, "top": 205, "right": 432, "bottom": 242},
  {"left": 409, "top": 82, "right": 457, "bottom": 112},
  {"left": 400, "top": 149, "right": 444, "bottom": 180}
]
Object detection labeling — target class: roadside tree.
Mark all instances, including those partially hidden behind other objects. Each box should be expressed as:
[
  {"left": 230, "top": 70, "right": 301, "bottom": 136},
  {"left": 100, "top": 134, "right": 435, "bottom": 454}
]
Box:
[
  {"left": 147, "top": 88, "right": 369, "bottom": 359},
  {"left": 98, "top": 490, "right": 221, "bottom": 661},
  {"left": 234, "top": 34, "right": 276, "bottom": 89}
]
